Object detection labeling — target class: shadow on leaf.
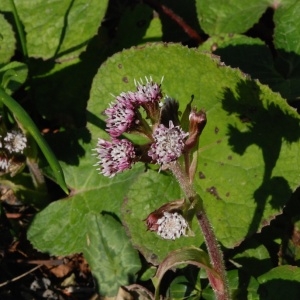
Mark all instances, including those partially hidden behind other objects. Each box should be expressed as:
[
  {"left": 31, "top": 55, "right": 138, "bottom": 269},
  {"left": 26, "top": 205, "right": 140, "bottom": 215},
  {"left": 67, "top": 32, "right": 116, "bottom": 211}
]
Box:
[
  {"left": 222, "top": 79, "right": 300, "bottom": 236},
  {"left": 258, "top": 278, "right": 300, "bottom": 300}
]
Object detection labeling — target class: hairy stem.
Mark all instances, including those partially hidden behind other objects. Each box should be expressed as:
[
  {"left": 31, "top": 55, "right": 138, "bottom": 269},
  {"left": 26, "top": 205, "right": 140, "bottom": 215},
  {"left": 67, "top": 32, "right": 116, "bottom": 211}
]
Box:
[{"left": 168, "top": 161, "right": 230, "bottom": 300}]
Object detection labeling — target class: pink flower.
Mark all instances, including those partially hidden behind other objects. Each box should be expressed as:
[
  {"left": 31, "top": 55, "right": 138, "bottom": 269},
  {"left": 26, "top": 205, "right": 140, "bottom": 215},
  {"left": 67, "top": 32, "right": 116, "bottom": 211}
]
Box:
[
  {"left": 94, "top": 138, "right": 136, "bottom": 177},
  {"left": 134, "top": 77, "right": 162, "bottom": 104},
  {"left": 148, "top": 121, "right": 188, "bottom": 165},
  {"left": 105, "top": 92, "right": 137, "bottom": 138}
]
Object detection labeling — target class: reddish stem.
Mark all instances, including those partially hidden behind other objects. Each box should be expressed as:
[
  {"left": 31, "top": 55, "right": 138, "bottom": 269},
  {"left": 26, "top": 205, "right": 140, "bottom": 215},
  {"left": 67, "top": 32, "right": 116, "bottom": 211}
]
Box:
[
  {"left": 144, "top": 0, "right": 203, "bottom": 45},
  {"left": 168, "top": 161, "right": 230, "bottom": 300}
]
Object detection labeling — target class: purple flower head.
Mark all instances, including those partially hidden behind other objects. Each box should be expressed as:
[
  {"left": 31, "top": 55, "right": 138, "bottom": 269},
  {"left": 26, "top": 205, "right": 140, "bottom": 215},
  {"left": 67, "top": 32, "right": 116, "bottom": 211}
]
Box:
[
  {"left": 134, "top": 77, "right": 163, "bottom": 104},
  {"left": 148, "top": 121, "right": 188, "bottom": 165},
  {"left": 105, "top": 92, "right": 138, "bottom": 138},
  {"left": 94, "top": 138, "right": 136, "bottom": 177}
]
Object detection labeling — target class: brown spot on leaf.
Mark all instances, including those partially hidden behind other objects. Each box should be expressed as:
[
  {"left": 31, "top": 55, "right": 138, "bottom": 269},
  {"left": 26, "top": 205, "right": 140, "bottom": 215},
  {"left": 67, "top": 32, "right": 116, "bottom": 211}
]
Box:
[
  {"left": 211, "top": 43, "right": 218, "bottom": 51},
  {"left": 206, "top": 186, "right": 221, "bottom": 200},
  {"left": 215, "top": 127, "right": 219, "bottom": 134},
  {"left": 228, "top": 155, "right": 232, "bottom": 160},
  {"left": 199, "top": 171, "right": 206, "bottom": 179},
  {"left": 217, "top": 140, "right": 221, "bottom": 144},
  {"left": 118, "top": 64, "right": 122, "bottom": 69},
  {"left": 122, "top": 76, "right": 128, "bottom": 83},
  {"left": 226, "top": 192, "right": 230, "bottom": 197}
]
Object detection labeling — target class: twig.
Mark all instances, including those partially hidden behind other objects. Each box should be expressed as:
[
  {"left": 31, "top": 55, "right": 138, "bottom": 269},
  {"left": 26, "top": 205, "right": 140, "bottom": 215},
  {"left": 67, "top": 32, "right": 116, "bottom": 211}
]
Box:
[
  {"left": 144, "top": 0, "right": 203, "bottom": 45},
  {"left": 0, "top": 265, "right": 41, "bottom": 287}
]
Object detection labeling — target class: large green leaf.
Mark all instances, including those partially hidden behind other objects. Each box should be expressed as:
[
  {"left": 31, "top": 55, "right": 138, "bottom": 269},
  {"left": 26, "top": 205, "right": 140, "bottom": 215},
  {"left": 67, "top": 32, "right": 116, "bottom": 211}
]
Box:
[
  {"left": 13, "top": 0, "right": 108, "bottom": 59},
  {"left": 88, "top": 43, "right": 300, "bottom": 257},
  {"left": 0, "top": 13, "right": 16, "bottom": 64},
  {"left": 83, "top": 213, "right": 141, "bottom": 296},
  {"left": 196, "top": 0, "right": 270, "bottom": 35},
  {"left": 27, "top": 141, "right": 145, "bottom": 255},
  {"left": 27, "top": 137, "right": 143, "bottom": 295}
]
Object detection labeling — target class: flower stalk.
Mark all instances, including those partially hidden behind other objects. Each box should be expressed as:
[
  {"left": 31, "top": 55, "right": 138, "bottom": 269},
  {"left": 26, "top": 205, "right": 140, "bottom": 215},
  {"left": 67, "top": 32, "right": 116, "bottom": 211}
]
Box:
[{"left": 168, "top": 161, "right": 230, "bottom": 300}]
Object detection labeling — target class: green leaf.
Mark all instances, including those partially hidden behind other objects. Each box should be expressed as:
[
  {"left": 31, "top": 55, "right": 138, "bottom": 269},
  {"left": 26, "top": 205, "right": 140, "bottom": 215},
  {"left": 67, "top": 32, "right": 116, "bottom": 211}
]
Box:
[
  {"left": 27, "top": 141, "right": 145, "bottom": 254},
  {"left": 14, "top": 0, "right": 109, "bottom": 59},
  {"left": 258, "top": 266, "right": 300, "bottom": 299},
  {"left": 0, "top": 13, "right": 16, "bottom": 64},
  {"left": 154, "top": 247, "right": 216, "bottom": 300},
  {"left": 200, "top": 35, "right": 279, "bottom": 83},
  {"left": 199, "top": 35, "right": 288, "bottom": 102},
  {"left": 123, "top": 169, "right": 203, "bottom": 264},
  {"left": 232, "top": 238, "right": 272, "bottom": 278},
  {"left": 83, "top": 213, "right": 141, "bottom": 297},
  {"left": 27, "top": 141, "right": 144, "bottom": 295},
  {"left": 0, "top": 62, "right": 28, "bottom": 94},
  {"left": 168, "top": 275, "right": 200, "bottom": 300},
  {"left": 0, "top": 88, "right": 68, "bottom": 194},
  {"left": 274, "top": 1, "right": 300, "bottom": 55},
  {"left": 227, "top": 269, "right": 259, "bottom": 300},
  {"left": 196, "top": 0, "right": 270, "bottom": 35},
  {"left": 273, "top": 1, "right": 300, "bottom": 102},
  {"left": 88, "top": 43, "right": 300, "bottom": 253}
]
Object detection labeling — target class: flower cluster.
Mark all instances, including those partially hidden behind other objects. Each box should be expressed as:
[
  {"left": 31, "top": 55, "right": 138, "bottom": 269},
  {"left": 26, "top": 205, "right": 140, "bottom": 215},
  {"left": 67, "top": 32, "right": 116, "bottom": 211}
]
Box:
[
  {"left": 144, "top": 199, "right": 189, "bottom": 240},
  {"left": 3, "top": 130, "right": 27, "bottom": 154},
  {"left": 94, "top": 139, "right": 136, "bottom": 178},
  {"left": 94, "top": 77, "right": 207, "bottom": 240},
  {"left": 156, "top": 212, "right": 188, "bottom": 240},
  {"left": 0, "top": 129, "right": 27, "bottom": 173},
  {"left": 148, "top": 121, "right": 189, "bottom": 165},
  {"left": 94, "top": 77, "right": 191, "bottom": 178}
]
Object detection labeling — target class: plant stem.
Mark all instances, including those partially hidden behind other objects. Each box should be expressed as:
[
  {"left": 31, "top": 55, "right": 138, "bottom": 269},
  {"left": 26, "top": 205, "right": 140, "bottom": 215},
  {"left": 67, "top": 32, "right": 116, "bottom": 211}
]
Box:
[
  {"left": 168, "top": 161, "right": 230, "bottom": 300},
  {"left": 144, "top": 0, "right": 203, "bottom": 45}
]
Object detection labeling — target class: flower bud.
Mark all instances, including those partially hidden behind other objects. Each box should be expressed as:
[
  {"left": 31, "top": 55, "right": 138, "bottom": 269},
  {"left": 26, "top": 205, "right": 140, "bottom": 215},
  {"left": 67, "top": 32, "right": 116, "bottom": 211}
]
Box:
[{"left": 185, "top": 108, "right": 207, "bottom": 151}]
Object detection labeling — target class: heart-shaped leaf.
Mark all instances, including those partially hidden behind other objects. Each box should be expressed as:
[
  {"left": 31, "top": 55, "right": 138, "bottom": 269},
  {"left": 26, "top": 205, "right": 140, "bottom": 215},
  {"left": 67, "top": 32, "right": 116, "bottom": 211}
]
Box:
[
  {"left": 13, "top": 0, "right": 108, "bottom": 59},
  {"left": 88, "top": 43, "right": 300, "bottom": 256}
]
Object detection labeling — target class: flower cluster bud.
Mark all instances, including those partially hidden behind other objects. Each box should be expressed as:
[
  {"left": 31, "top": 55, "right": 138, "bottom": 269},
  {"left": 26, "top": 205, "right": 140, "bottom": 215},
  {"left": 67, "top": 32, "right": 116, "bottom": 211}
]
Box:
[
  {"left": 0, "top": 129, "right": 27, "bottom": 175},
  {"left": 144, "top": 199, "right": 188, "bottom": 240}
]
